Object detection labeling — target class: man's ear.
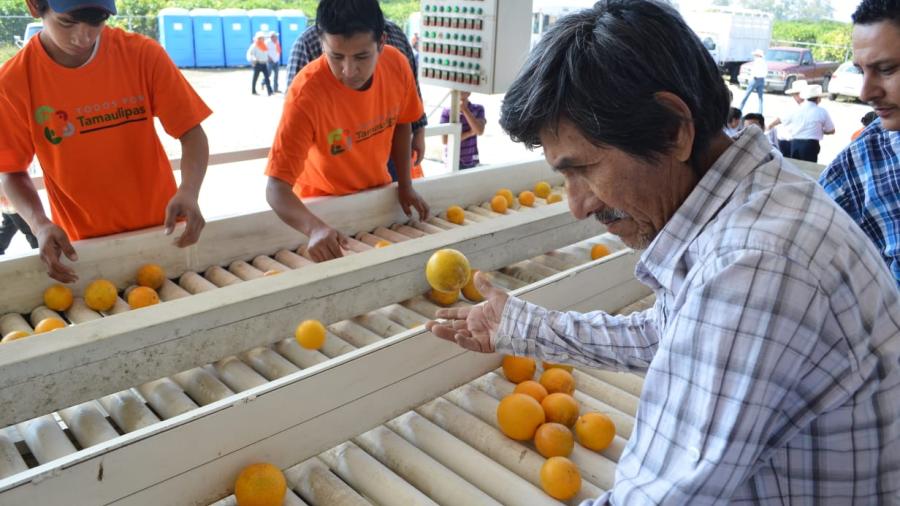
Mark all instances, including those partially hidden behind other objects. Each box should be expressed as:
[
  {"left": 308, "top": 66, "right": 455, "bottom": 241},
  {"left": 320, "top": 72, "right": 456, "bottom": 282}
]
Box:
[
  {"left": 654, "top": 91, "right": 695, "bottom": 163},
  {"left": 377, "top": 32, "right": 387, "bottom": 52}
]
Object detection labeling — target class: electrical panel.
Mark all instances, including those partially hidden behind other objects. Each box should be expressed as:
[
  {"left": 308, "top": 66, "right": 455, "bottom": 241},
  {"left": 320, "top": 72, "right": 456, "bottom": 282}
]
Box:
[{"left": 419, "top": 0, "right": 533, "bottom": 94}]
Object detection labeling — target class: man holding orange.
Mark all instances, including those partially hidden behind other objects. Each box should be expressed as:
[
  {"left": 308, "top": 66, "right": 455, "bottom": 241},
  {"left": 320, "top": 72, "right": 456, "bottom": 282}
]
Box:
[
  {"left": 265, "top": 0, "right": 428, "bottom": 262},
  {"left": 0, "top": 0, "right": 211, "bottom": 282}
]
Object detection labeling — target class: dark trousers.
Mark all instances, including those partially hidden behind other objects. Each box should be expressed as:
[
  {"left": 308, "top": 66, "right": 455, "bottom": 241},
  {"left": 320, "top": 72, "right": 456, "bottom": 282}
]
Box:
[
  {"left": 0, "top": 212, "right": 38, "bottom": 254},
  {"left": 267, "top": 61, "right": 280, "bottom": 92},
  {"left": 778, "top": 140, "right": 792, "bottom": 156},
  {"left": 791, "top": 139, "right": 821, "bottom": 163},
  {"left": 740, "top": 77, "right": 765, "bottom": 115},
  {"left": 252, "top": 63, "right": 272, "bottom": 95}
]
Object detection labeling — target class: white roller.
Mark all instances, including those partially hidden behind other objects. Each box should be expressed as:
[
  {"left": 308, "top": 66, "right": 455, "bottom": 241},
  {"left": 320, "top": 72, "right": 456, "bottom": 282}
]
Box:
[
  {"left": 578, "top": 369, "right": 645, "bottom": 398},
  {"left": 212, "top": 356, "right": 268, "bottom": 392},
  {"left": 485, "top": 270, "right": 528, "bottom": 290},
  {"left": 400, "top": 296, "right": 444, "bottom": 320},
  {"left": 57, "top": 401, "right": 119, "bottom": 448},
  {"left": 15, "top": 415, "right": 77, "bottom": 464},
  {"left": 209, "top": 489, "right": 308, "bottom": 506},
  {"left": 386, "top": 412, "right": 561, "bottom": 506},
  {"left": 180, "top": 271, "right": 218, "bottom": 294},
  {"left": 204, "top": 266, "right": 242, "bottom": 287},
  {"left": 572, "top": 371, "right": 639, "bottom": 416},
  {"left": 463, "top": 209, "right": 490, "bottom": 221},
  {"left": 240, "top": 347, "right": 300, "bottom": 380},
  {"left": 318, "top": 331, "right": 358, "bottom": 359},
  {"left": 339, "top": 238, "right": 370, "bottom": 254},
  {"left": 228, "top": 260, "right": 264, "bottom": 281},
  {"left": 328, "top": 321, "right": 383, "bottom": 348},
  {"left": 319, "top": 441, "right": 439, "bottom": 506},
  {"left": 427, "top": 216, "right": 459, "bottom": 229},
  {"left": 530, "top": 253, "right": 582, "bottom": 272},
  {"left": 137, "top": 378, "right": 198, "bottom": 419},
  {"left": 356, "top": 232, "right": 385, "bottom": 248},
  {"left": 252, "top": 255, "right": 291, "bottom": 273},
  {"left": 0, "top": 313, "right": 32, "bottom": 335},
  {"left": 284, "top": 457, "right": 372, "bottom": 506},
  {"left": 106, "top": 297, "right": 130, "bottom": 315},
  {"left": 390, "top": 224, "right": 427, "bottom": 238},
  {"left": 158, "top": 279, "right": 191, "bottom": 301},
  {"left": 354, "top": 425, "right": 500, "bottom": 506},
  {"left": 374, "top": 304, "right": 428, "bottom": 328},
  {"left": 410, "top": 221, "right": 446, "bottom": 234},
  {"left": 99, "top": 390, "right": 160, "bottom": 432},
  {"left": 353, "top": 313, "right": 407, "bottom": 338},
  {"left": 172, "top": 367, "right": 234, "bottom": 406},
  {"left": 371, "top": 226, "right": 409, "bottom": 243},
  {"left": 64, "top": 298, "right": 102, "bottom": 323},
  {"left": 29, "top": 306, "right": 63, "bottom": 327},
  {"left": 274, "top": 249, "right": 314, "bottom": 269},
  {"left": 501, "top": 260, "right": 559, "bottom": 284},
  {"left": 273, "top": 339, "right": 331, "bottom": 369},
  {"left": 0, "top": 432, "right": 28, "bottom": 478}
]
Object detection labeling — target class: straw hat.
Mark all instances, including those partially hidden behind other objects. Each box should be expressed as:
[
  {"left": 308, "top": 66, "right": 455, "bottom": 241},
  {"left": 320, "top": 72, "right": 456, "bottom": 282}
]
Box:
[
  {"left": 785, "top": 79, "right": 809, "bottom": 95},
  {"left": 753, "top": 49, "right": 764, "bottom": 57},
  {"left": 800, "top": 84, "right": 827, "bottom": 100}
]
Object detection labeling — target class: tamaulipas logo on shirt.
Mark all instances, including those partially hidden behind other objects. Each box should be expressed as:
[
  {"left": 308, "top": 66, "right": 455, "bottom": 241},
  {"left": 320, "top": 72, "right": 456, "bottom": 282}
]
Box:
[
  {"left": 328, "top": 128, "right": 352, "bottom": 155},
  {"left": 36, "top": 98, "right": 148, "bottom": 146}
]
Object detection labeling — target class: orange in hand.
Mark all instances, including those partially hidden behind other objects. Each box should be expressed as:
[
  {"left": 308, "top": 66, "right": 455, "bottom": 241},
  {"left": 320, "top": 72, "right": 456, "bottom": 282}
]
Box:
[
  {"left": 461, "top": 269, "right": 484, "bottom": 302},
  {"left": 428, "top": 288, "right": 459, "bottom": 306},
  {"left": 425, "top": 249, "right": 471, "bottom": 292}
]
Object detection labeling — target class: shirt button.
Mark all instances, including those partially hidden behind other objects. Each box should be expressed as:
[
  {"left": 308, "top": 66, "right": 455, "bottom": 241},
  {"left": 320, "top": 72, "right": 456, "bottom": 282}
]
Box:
[{"left": 687, "top": 446, "right": 701, "bottom": 462}]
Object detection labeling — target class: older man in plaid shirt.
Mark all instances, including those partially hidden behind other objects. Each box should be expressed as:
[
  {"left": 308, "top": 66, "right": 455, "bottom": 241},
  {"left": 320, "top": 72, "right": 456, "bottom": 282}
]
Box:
[
  {"left": 820, "top": 0, "right": 900, "bottom": 289},
  {"left": 427, "top": 1, "right": 900, "bottom": 504},
  {"left": 286, "top": 19, "right": 428, "bottom": 175}
]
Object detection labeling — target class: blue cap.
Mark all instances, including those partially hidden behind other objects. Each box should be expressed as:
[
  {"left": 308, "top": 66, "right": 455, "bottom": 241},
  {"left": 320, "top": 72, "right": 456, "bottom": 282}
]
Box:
[{"left": 47, "top": 0, "right": 117, "bottom": 15}]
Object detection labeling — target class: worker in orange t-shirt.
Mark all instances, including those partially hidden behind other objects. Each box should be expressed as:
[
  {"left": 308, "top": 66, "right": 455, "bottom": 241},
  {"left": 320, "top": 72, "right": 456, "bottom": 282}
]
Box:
[
  {"left": 0, "top": 0, "right": 211, "bottom": 282},
  {"left": 265, "top": 0, "right": 428, "bottom": 262}
]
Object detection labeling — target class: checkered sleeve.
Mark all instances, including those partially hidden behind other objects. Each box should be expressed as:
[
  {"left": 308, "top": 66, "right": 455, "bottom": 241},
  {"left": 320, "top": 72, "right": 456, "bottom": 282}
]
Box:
[
  {"left": 286, "top": 26, "right": 322, "bottom": 89},
  {"left": 385, "top": 22, "right": 427, "bottom": 131},
  {"left": 819, "top": 144, "right": 862, "bottom": 224}
]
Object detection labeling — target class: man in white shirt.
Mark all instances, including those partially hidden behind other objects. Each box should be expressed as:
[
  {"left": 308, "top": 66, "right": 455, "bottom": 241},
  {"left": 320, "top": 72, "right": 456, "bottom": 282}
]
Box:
[
  {"left": 267, "top": 31, "right": 281, "bottom": 93},
  {"left": 769, "top": 84, "right": 835, "bottom": 162},
  {"left": 427, "top": 1, "right": 900, "bottom": 504},
  {"left": 739, "top": 49, "right": 767, "bottom": 114}
]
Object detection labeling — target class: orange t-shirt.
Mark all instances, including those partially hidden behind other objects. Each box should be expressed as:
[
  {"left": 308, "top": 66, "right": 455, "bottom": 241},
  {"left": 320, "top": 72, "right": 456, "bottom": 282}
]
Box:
[
  {"left": 265, "top": 45, "right": 424, "bottom": 197},
  {"left": 0, "top": 27, "right": 211, "bottom": 240}
]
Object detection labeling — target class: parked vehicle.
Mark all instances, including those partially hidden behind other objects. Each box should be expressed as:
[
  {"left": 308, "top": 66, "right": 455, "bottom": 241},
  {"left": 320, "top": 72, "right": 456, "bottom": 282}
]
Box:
[
  {"left": 13, "top": 22, "right": 42, "bottom": 49},
  {"left": 828, "top": 61, "right": 863, "bottom": 101},
  {"left": 682, "top": 6, "right": 774, "bottom": 84},
  {"left": 531, "top": 0, "right": 596, "bottom": 48},
  {"left": 739, "top": 47, "right": 840, "bottom": 94}
]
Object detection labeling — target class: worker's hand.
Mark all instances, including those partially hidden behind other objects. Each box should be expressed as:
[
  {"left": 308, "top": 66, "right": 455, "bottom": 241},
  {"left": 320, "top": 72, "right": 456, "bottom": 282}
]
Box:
[
  {"left": 426, "top": 272, "right": 508, "bottom": 353},
  {"left": 411, "top": 128, "right": 426, "bottom": 167},
  {"left": 307, "top": 224, "right": 348, "bottom": 262},
  {"left": 164, "top": 189, "right": 205, "bottom": 247},
  {"left": 398, "top": 184, "right": 430, "bottom": 221},
  {"left": 34, "top": 222, "right": 78, "bottom": 283}
]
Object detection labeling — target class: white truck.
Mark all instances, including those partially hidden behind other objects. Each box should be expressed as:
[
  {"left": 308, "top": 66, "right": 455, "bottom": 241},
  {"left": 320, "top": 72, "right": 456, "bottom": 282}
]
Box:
[{"left": 681, "top": 6, "right": 774, "bottom": 84}]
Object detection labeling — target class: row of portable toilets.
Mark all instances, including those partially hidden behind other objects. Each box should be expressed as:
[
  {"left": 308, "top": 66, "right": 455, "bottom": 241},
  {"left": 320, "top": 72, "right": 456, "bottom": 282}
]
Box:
[{"left": 158, "top": 8, "right": 308, "bottom": 68}]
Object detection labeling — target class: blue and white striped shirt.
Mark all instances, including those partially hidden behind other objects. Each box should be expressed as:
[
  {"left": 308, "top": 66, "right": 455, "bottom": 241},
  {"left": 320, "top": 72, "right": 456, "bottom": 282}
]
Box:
[
  {"left": 496, "top": 128, "right": 900, "bottom": 505},
  {"left": 820, "top": 119, "right": 900, "bottom": 288}
]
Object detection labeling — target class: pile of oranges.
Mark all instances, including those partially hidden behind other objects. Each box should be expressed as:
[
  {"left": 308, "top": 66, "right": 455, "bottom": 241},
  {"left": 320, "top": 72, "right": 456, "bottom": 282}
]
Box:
[
  {"left": 424, "top": 248, "right": 485, "bottom": 307},
  {"left": 498, "top": 356, "right": 617, "bottom": 501}
]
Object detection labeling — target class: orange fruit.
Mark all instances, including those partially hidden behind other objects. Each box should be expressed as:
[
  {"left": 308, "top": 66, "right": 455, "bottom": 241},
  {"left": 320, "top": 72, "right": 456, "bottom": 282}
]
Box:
[
  {"left": 495, "top": 188, "right": 514, "bottom": 207},
  {"left": 425, "top": 248, "right": 471, "bottom": 292},
  {"left": 514, "top": 380, "right": 548, "bottom": 403},
  {"left": 461, "top": 269, "right": 484, "bottom": 302},
  {"left": 446, "top": 205, "right": 465, "bottom": 225},
  {"left": 374, "top": 240, "right": 391, "bottom": 248},
  {"left": 127, "top": 286, "right": 160, "bottom": 309},
  {"left": 234, "top": 462, "right": 287, "bottom": 506},
  {"left": 590, "top": 244, "right": 611, "bottom": 260},
  {"left": 540, "top": 456, "right": 581, "bottom": 500},
  {"left": 540, "top": 368, "right": 575, "bottom": 395},
  {"left": 428, "top": 288, "right": 459, "bottom": 306},
  {"left": 136, "top": 264, "right": 166, "bottom": 290},
  {"left": 543, "top": 361, "right": 574, "bottom": 373},
  {"left": 534, "top": 422, "right": 575, "bottom": 458},
  {"left": 502, "top": 355, "right": 536, "bottom": 383},
  {"left": 496, "top": 393, "right": 545, "bottom": 441},
  {"left": 518, "top": 190, "right": 536, "bottom": 207},
  {"left": 546, "top": 193, "right": 563, "bottom": 204},
  {"left": 575, "top": 412, "right": 616, "bottom": 451},
  {"left": 534, "top": 181, "right": 552, "bottom": 199},
  {"left": 34, "top": 317, "right": 66, "bottom": 334},
  {"left": 84, "top": 279, "right": 117, "bottom": 312},
  {"left": 43, "top": 284, "right": 73, "bottom": 312},
  {"left": 542, "top": 393, "right": 579, "bottom": 427},
  {"left": 2, "top": 330, "right": 31, "bottom": 343},
  {"left": 263, "top": 269, "right": 282, "bottom": 276},
  {"left": 295, "top": 319, "right": 326, "bottom": 350},
  {"left": 490, "top": 195, "right": 508, "bottom": 214}
]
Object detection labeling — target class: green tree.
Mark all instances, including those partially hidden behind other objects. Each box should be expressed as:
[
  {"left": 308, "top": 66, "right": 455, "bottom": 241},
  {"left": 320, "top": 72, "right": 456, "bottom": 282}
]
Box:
[{"left": 738, "top": 0, "right": 833, "bottom": 20}]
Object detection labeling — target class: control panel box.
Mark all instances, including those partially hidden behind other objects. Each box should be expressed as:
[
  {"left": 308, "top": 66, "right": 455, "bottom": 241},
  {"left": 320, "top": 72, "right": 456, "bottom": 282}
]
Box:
[{"left": 419, "top": 0, "right": 533, "bottom": 94}]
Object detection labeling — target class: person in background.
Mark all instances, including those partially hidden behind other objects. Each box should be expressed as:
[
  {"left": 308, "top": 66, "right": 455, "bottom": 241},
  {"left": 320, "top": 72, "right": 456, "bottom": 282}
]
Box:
[
  {"left": 820, "top": 0, "right": 900, "bottom": 288},
  {"left": 739, "top": 48, "right": 767, "bottom": 114},
  {"left": 769, "top": 84, "right": 835, "bottom": 162},
  {"left": 724, "top": 106, "right": 742, "bottom": 137},
  {"left": 285, "top": 15, "right": 428, "bottom": 179},
  {"left": 741, "top": 112, "right": 778, "bottom": 149},
  {"left": 267, "top": 31, "right": 281, "bottom": 94},
  {"left": 410, "top": 32, "right": 420, "bottom": 66},
  {"left": 851, "top": 110, "right": 878, "bottom": 140},
  {"left": 0, "top": 184, "right": 38, "bottom": 255},
  {"left": 247, "top": 32, "right": 273, "bottom": 96},
  {"left": 441, "top": 91, "right": 486, "bottom": 170}
]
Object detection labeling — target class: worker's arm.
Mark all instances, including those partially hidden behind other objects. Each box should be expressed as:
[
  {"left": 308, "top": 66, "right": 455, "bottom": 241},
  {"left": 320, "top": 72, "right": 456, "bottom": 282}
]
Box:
[
  {"left": 266, "top": 176, "right": 347, "bottom": 262},
  {"left": 767, "top": 117, "right": 782, "bottom": 130},
  {"left": 823, "top": 113, "right": 836, "bottom": 135},
  {"left": 165, "top": 124, "right": 208, "bottom": 247},
  {"left": 460, "top": 102, "right": 486, "bottom": 136},
  {"left": 0, "top": 172, "right": 77, "bottom": 282},
  {"left": 391, "top": 122, "right": 430, "bottom": 220}
]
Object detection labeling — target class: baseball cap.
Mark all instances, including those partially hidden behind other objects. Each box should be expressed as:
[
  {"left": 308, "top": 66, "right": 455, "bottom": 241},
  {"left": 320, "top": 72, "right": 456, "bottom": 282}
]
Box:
[{"left": 47, "top": 0, "right": 117, "bottom": 15}]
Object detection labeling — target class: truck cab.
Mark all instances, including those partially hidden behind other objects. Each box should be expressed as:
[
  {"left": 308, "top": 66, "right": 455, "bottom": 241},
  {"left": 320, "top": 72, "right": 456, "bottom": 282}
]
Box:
[
  {"left": 739, "top": 47, "right": 840, "bottom": 94},
  {"left": 13, "top": 22, "right": 42, "bottom": 49}
]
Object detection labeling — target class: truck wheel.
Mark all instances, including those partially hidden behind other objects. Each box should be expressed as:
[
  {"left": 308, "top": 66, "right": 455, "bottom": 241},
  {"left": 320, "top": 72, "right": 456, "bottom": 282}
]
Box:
[
  {"left": 727, "top": 63, "right": 740, "bottom": 85},
  {"left": 783, "top": 76, "right": 795, "bottom": 95},
  {"left": 821, "top": 76, "right": 831, "bottom": 92}
]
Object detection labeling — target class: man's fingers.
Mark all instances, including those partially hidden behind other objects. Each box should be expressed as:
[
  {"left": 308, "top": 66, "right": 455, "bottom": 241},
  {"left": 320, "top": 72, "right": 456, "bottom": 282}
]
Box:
[
  {"left": 474, "top": 271, "right": 504, "bottom": 298},
  {"left": 435, "top": 307, "right": 470, "bottom": 320},
  {"left": 176, "top": 212, "right": 204, "bottom": 247},
  {"left": 58, "top": 235, "right": 78, "bottom": 261},
  {"left": 163, "top": 204, "right": 178, "bottom": 235},
  {"left": 413, "top": 149, "right": 424, "bottom": 167},
  {"left": 426, "top": 321, "right": 459, "bottom": 342},
  {"left": 417, "top": 199, "right": 430, "bottom": 220},
  {"left": 400, "top": 199, "right": 413, "bottom": 217},
  {"left": 455, "top": 332, "right": 488, "bottom": 353}
]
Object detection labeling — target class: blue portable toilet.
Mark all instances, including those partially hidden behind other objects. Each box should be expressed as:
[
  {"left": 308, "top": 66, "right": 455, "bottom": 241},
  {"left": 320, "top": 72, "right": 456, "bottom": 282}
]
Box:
[
  {"left": 249, "top": 9, "right": 279, "bottom": 39},
  {"left": 158, "top": 8, "right": 194, "bottom": 68},
  {"left": 221, "top": 8, "right": 251, "bottom": 67},
  {"left": 191, "top": 9, "right": 224, "bottom": 67},
  {"left": 276, "top": 9, "right": 307, "bottom": 65}
]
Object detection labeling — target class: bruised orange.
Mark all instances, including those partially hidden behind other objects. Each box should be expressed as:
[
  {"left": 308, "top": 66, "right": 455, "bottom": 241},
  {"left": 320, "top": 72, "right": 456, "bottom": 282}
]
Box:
[
  {"left": 534, "top": 422, "right": 575, "bottom": 458},
  {"left": 542, "top": 393, "right": 579, "bottom": 427}
]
